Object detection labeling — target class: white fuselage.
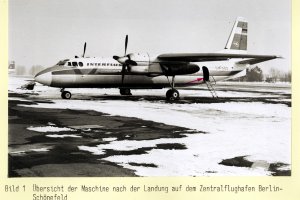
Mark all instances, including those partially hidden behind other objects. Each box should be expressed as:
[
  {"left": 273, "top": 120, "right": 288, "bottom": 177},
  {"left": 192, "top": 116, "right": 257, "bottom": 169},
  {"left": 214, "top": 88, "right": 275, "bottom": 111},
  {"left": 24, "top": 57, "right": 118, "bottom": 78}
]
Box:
[{"left": 35, "top": 55, "right": 247, "bottom": 89}]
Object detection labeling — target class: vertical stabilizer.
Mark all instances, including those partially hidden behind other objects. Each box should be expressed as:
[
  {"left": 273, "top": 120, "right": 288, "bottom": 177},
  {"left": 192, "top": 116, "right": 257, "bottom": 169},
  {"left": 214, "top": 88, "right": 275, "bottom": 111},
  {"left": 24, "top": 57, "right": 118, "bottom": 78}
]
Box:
[{"left": 224, "top": 17, "right": 248, "bottom": 52}]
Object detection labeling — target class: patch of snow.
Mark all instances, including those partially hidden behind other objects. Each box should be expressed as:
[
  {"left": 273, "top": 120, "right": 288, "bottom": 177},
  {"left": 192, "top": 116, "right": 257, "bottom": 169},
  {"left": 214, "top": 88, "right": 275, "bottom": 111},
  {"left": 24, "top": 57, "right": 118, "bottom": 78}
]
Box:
[
  {"left": 102, "top": 137, "right": 118, "bottom": 142},
  {"left": 31, "top": 148, "right": 50, "bottom": 152},
  {"left": 10, "top": 151, "right": 26, "bottom": 155},
  {"left": 8, "top": 97, "right": 32, "bottom": 102},
  {"left": 46, "top": 134, "right": 82, "bottom": 138},
  {"left": 277, "top": 165, "right": 291, "bottom": 171},
  {"left": 69, "top": 125, "right": 104, "bottom": 129},
  {"left": 78, "top": 145, "right": 105, "bottom": 155},
  {"left": 27, "top": 126, "right": 75, "bottom": 133}
]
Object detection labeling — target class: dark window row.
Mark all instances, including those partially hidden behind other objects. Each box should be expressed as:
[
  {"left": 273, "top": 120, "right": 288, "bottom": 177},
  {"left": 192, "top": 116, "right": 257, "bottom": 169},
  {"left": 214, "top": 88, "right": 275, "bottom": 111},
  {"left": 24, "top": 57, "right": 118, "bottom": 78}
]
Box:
[
  {"left": 67, "top": 62, "right": 121, "bottom": 67},
  {"left": 68, "top": 62, "right": 83, "bottom": 67},
  {"left": 87, "top": 63, "right": 121, "bottom": 67}
]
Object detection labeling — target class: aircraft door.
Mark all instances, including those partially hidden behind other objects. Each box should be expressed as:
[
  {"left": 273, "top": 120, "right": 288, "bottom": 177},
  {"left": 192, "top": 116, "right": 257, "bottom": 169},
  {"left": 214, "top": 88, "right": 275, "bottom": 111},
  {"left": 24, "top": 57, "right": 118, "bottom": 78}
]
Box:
[{"left": 202, "top": 66, "right": 210, "bottom": 81}]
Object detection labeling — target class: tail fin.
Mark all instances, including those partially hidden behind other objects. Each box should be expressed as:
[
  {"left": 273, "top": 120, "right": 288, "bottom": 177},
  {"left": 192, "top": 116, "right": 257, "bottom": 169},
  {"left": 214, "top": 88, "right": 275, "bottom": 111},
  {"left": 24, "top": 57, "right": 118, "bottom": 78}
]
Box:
[{"left": 224, "top": 17, "right": 248, "bottom": 52}]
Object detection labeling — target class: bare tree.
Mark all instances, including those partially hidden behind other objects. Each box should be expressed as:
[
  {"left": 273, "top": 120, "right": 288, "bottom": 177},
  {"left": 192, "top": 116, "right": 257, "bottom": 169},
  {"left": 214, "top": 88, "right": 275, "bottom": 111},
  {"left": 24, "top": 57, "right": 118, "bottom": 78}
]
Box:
[
  {"left": 268, "top": 67, "right": 282, "bottom": 82},
  {"left": 29, "top": 65, "right": 45, "bottom": 76},
  {"left": 15, "top": 65, "right": 26, "bottom": 76}
]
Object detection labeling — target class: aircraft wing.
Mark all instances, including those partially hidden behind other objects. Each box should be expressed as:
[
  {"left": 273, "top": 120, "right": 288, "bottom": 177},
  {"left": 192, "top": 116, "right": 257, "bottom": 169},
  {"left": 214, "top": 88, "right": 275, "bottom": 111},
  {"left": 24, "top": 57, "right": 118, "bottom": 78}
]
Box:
[
  {"left": 236, "top": 57, "right": 282, "bottom": 65},
  {"left": 157, "top": 53, "right": 280, "bottom": 64}
]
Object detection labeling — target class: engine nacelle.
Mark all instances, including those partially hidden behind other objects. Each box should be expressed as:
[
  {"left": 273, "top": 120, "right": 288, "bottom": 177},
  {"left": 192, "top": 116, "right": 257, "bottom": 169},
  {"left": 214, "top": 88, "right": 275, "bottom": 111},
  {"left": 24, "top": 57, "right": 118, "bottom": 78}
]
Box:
[
  {"left": 127, "top": 53, "right": 200, "bottom": 75},
  {"left": 130, "top": 65, "right": 149, "bottom": 73},
  {"left": 128, "top": 53, "right": 150, "bottom": 65},
  {"left": 160, "top": 63, "right": 200, "bottom": 75},
  {"left": 128, "top": 53, "right": 150, "bottom": 74}
]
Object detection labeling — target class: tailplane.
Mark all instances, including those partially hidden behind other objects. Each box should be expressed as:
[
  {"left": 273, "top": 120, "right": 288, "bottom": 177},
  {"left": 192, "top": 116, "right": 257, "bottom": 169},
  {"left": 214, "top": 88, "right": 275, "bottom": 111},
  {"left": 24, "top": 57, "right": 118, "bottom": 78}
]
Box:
[{"left": 224, "top": 17, "right": 248, "bottom": 53}]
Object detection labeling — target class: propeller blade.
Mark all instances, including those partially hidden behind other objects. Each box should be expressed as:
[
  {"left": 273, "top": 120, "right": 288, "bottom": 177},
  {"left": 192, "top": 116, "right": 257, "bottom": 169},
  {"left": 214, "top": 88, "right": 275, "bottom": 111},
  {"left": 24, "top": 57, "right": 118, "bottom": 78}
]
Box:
[
  {"left": 121, "top": 64, "right": 126, "bottom": 84},
  {"left": 82, "top": 42, "right": 87, "bottom": 57},
  {"left": 113, "top": 55, "right": 120, "bottom": 60},
  {"left": 124, "top": 35, "right": 128, "bottom": 56},
  {"left": 125, "top": 59, "right": 137, "bottom": 66}
]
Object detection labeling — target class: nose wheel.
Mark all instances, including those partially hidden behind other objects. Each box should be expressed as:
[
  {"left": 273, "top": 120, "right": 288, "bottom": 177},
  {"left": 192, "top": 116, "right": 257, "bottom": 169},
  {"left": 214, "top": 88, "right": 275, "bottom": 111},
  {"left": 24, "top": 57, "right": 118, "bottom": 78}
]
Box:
[
  {"left": 120, "top": 88, "right": 132, "bottom": 95},
  {"left": 61, "top": 89, "right": 72, "bottom": 99}
]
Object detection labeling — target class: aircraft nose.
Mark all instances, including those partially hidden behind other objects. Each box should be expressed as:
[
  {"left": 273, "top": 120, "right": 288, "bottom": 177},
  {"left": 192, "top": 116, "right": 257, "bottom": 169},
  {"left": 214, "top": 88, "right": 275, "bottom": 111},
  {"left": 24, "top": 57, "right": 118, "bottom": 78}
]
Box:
[{"left": 34, "top": 70, "right": 52, "bottom": 86}]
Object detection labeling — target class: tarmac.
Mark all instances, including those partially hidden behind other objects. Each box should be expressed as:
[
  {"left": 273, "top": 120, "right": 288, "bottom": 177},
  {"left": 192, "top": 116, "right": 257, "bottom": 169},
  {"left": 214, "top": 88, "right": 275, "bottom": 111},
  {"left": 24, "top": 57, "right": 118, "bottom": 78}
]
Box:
[{"left": 8, "top": 77, "right": 291, "bottom": 177}]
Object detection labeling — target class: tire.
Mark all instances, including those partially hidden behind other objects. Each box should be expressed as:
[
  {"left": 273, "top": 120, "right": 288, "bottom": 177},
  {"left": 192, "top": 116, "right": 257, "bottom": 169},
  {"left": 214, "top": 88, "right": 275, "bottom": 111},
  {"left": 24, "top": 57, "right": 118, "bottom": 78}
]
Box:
[
  {"left": 166, "top": 89, "right": 179, "bottom": 101},
  {"left": 120, "top": 88, "right": 132, "bottom": 95},
  {"left": 61, "top": 91, "right": 72, "bottom": 99}
]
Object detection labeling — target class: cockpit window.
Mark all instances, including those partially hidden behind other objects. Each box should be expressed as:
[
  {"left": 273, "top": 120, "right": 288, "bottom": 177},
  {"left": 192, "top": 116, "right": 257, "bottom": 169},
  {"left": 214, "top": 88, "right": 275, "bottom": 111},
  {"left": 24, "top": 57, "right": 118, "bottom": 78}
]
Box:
[
  {"left": 79, "top": 62, "right": 83, "bottom": 67},
  {"left": 56, "top": 59, "right": 69, "bottom": 66},
  {"left": 68, "top": 62, "right": 72, "bottom": 66},
  {"left": 72, "top": 62, "right": 78, "bottom": 67}
]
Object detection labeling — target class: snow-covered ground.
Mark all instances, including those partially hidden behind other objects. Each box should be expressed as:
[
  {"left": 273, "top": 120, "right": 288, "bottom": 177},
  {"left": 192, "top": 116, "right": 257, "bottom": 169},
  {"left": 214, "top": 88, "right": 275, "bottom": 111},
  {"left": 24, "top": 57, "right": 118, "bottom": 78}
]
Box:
[{"left": 8, "top": 76, "right": 291, "bottom": 176}]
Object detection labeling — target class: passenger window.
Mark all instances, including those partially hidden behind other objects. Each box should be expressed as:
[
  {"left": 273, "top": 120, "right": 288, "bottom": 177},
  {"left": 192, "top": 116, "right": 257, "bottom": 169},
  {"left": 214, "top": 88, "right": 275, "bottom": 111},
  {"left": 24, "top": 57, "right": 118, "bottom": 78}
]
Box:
[
  {"left": 87, "top": 63, "right": 89, "bottom": 66},
  {"left": 91, "top": 63, "right": 94, "bottom": 66},
  {"left": 72, "top": 62, "right": 78, "bottom": 67},
  {"left": 79, "top": 62, "right": 83, "bottom": 67}
]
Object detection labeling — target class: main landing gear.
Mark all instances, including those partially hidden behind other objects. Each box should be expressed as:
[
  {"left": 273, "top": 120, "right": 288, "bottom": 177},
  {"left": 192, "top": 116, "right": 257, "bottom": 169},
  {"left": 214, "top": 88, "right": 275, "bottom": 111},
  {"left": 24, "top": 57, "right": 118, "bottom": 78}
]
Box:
[
  {"left": 61, "top": 88, "right": 72, "bottom": 99},
  {"left": 166, "top": 76, "right": 180, "bottom": 101},
  {"left": 166, "top": 88, "right": 179, "bottom": 101},
  {"left": 120, "top": 88, "right": 132, "bottom": 95}
]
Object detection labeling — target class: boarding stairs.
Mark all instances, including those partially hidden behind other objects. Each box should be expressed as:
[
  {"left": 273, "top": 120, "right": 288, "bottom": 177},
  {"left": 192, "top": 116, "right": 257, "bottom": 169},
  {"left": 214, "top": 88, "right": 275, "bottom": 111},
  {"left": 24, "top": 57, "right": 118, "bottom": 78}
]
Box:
[{"left": 205, "top": 76, "right": 218, "bottom": 98}]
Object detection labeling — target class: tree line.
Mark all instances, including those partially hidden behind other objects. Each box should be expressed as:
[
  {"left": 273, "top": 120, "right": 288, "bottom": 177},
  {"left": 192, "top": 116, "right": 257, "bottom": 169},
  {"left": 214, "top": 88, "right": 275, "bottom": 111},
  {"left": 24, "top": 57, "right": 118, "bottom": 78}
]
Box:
[{"left": 232, "top": 66, "right": 291, "bottom": 82}]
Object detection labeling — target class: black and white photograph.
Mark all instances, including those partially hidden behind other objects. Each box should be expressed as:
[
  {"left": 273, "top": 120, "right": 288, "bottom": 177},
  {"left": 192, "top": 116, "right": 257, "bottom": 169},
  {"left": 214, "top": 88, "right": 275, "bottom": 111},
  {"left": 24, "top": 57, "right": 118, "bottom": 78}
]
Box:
[{"left": 8, "top": 0, "right": 291, "bottom": 177}]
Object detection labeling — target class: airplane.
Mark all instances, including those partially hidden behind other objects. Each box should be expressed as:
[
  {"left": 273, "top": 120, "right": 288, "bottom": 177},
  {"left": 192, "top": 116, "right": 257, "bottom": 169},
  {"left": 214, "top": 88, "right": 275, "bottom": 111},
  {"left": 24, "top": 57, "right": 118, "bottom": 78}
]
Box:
[{"left": 34, "top": 17, "right": 280, "bottom": 100}]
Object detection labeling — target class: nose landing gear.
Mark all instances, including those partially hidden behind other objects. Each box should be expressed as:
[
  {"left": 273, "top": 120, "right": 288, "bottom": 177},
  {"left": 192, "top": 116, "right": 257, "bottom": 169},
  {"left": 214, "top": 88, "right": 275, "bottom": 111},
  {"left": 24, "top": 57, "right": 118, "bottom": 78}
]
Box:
[
  {"left": 120, "top": 88, "right": 132, "bottom": 95},
  {"left": 61, "top": 88, "right": 72, "bottom": 99}
]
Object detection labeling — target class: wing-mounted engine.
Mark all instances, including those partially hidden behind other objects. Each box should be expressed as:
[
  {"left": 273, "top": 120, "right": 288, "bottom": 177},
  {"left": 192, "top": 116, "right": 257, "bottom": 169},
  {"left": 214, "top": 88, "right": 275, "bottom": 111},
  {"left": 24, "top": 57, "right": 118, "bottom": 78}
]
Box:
[
  {"left": 127, "top": 53, "right": 150, "bottom": 74},
  {"left": 160, "top": 63, "right": 200, "bottom": 76}
]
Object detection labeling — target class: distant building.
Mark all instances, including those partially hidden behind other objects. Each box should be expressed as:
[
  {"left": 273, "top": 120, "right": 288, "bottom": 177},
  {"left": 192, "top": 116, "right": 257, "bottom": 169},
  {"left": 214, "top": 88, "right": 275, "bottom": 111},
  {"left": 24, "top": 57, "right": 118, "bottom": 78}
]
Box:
[{"left": 8, "top": 61, "right": 16, "bottom": 74}]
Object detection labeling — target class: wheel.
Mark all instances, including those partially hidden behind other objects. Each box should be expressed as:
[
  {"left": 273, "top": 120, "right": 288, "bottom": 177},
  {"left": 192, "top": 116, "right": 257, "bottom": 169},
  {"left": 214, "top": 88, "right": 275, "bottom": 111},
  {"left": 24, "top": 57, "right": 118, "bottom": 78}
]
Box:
[
  {"left": 120, "top": 88, "right": 132, "bottom": 95},
  {"left": 61, "top": 91, "right": 72, "bottom": 99},
  {"left": 166, "top": 89, "right": 179, "bottom": 101}
]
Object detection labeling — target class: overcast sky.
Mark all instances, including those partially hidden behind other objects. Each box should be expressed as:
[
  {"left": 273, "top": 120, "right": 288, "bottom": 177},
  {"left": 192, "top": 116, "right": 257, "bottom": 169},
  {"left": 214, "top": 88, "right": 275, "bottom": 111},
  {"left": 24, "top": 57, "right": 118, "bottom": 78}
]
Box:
[{"left": 9, "top": 0, "right": 291, "bottom": 72}]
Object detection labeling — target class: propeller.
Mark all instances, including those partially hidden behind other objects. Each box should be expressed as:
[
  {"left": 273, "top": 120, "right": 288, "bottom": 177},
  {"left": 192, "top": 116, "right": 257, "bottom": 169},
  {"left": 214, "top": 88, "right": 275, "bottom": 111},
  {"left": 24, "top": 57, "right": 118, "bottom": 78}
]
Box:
[
  {"left": 82, "top": 42, "right": 87, "bottom": 57},
  {"left": 113, "top": 35, "right": 137, "bottom": 85}
]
